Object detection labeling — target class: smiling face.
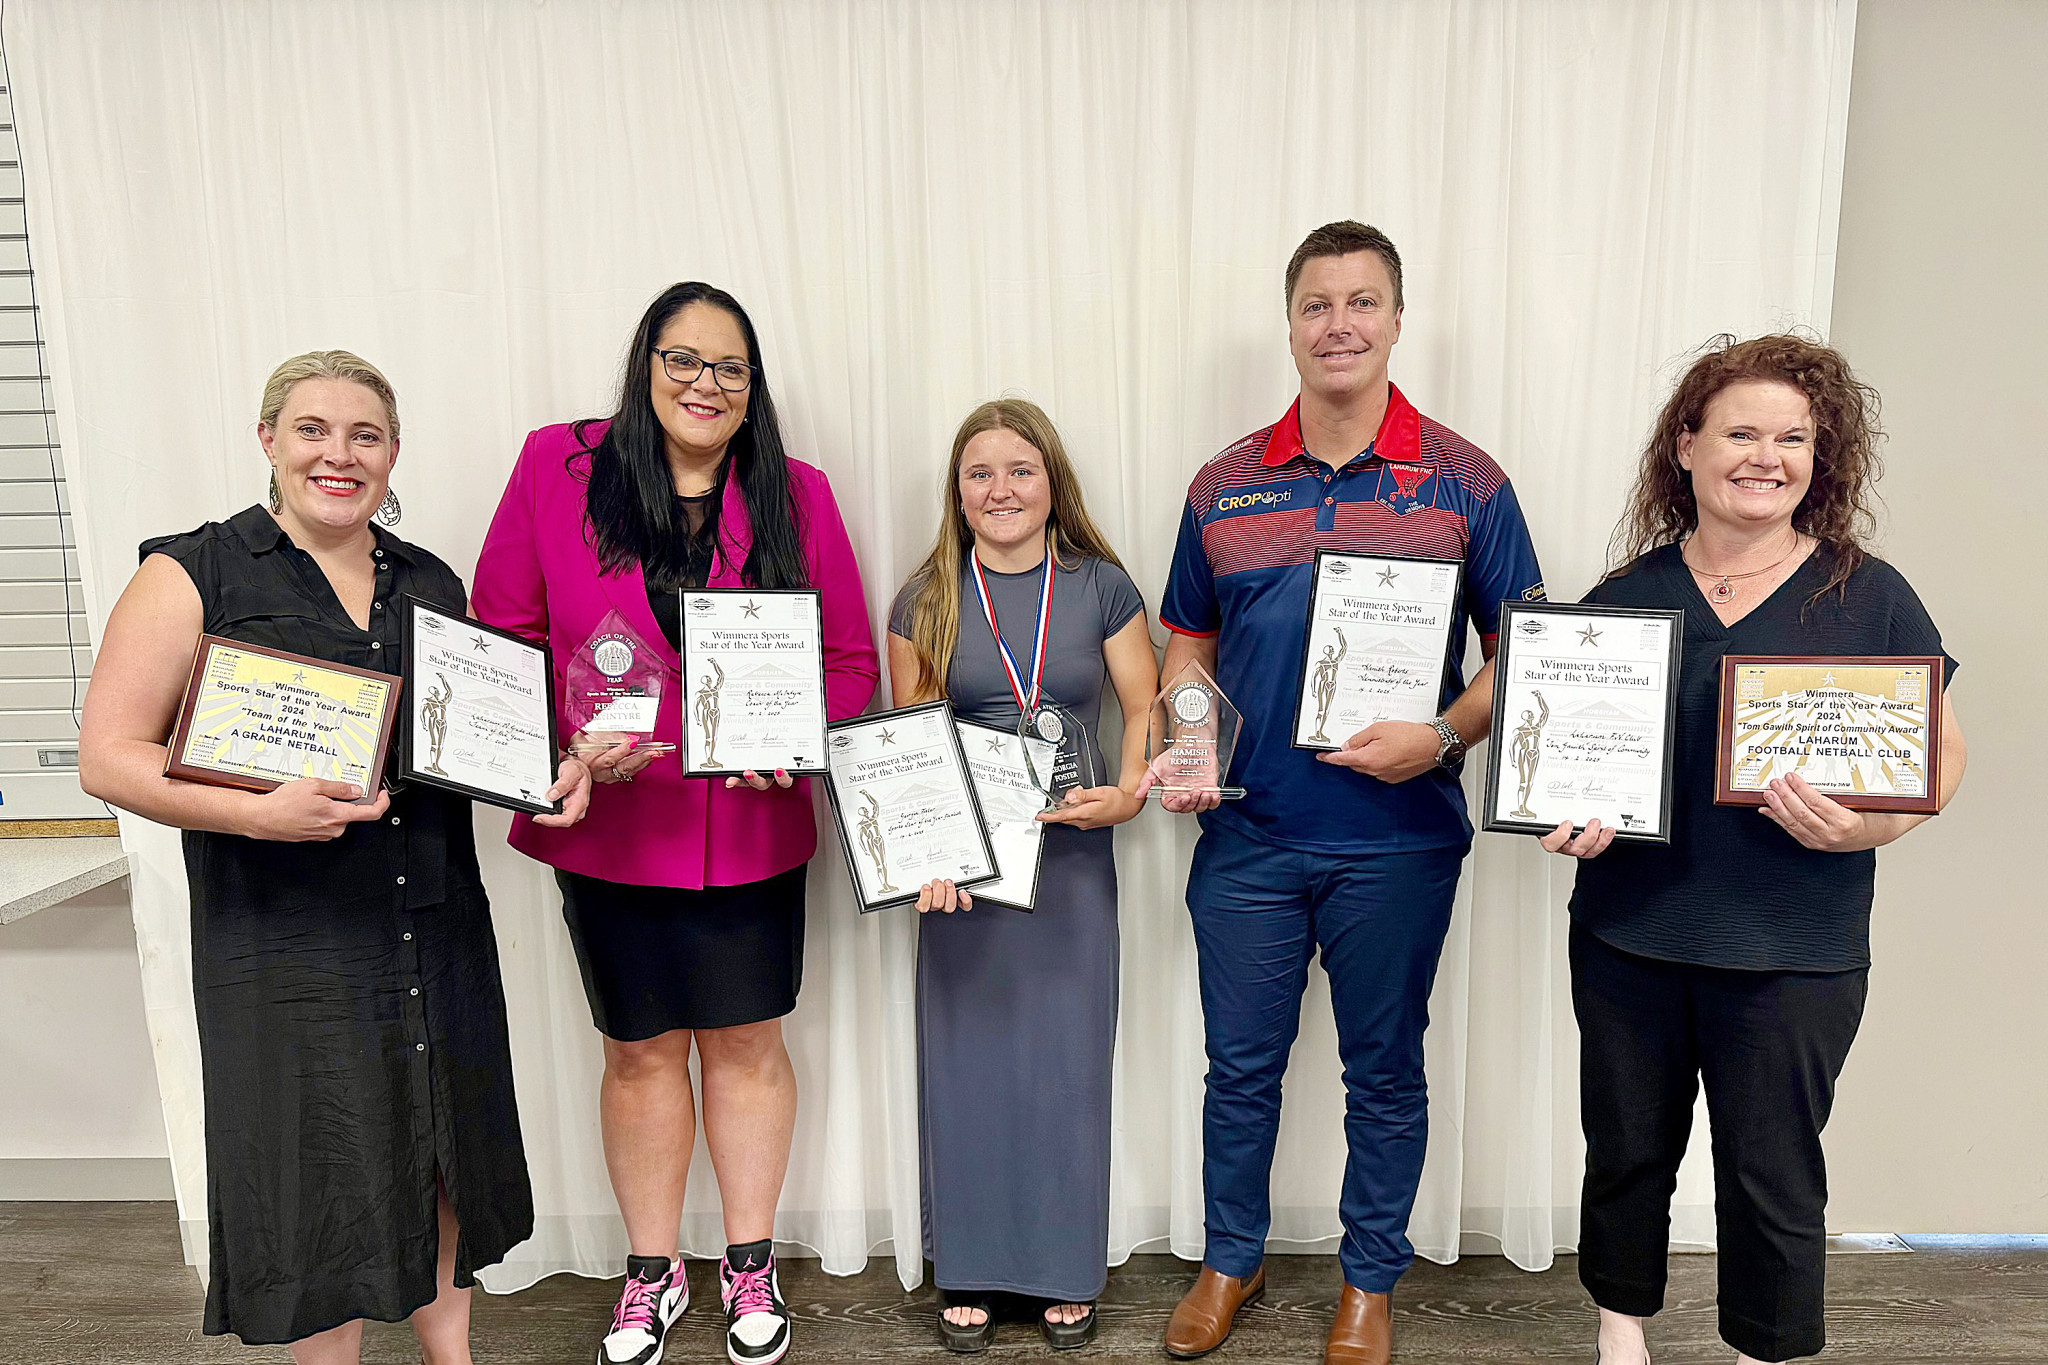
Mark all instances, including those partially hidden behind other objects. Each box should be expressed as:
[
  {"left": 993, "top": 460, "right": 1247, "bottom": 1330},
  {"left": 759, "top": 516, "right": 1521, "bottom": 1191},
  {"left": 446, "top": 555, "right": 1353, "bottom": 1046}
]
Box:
[
  {"left": 258, "top": 378, "right": 397, "bottom": 538},
  {"left": 1678, "top": 379, "right": 1816, "bottom": 538},
  {"left": 957, "top": 427, "right": 1051, "bottom": 557},
  {"left": 649, "top": 302, "right": 752, "bottom": 468},
  {"left": 1288, "top": 250, "right": 1403, "bottom": 404}
]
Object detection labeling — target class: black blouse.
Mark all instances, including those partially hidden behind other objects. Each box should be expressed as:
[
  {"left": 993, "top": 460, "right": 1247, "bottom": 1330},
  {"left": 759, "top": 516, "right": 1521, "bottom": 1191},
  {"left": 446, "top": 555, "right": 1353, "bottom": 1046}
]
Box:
[
  {"left": 1569, "top": 542, "right": 1957, "bottom": 972},
  {"left": 141, "top": 505, "right": 482, "bottom": 912}
]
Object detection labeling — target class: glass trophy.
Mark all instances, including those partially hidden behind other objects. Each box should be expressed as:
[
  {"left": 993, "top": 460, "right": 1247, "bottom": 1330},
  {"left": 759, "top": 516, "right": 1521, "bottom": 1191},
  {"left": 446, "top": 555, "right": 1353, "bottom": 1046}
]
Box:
[
  {"left": 564, "top": 609, "right": 676, "bottom": 756},
  {"left": 1017, "top": 699, "right": 1101, "bottom": 812},
  {"left": 1145, "top": 659, "right": 1246, "bottom": 799}
]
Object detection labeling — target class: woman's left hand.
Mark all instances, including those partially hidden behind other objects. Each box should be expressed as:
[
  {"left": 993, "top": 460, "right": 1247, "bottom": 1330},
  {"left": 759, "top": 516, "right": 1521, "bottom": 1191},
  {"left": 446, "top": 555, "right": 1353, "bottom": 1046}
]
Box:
[
  {"left": 1037, "top": 784, "right": 1142, "bottom": 830},
  {"left": 724, "top": 768, "right": 796, "bottom": 792},
  {"left": 1760, "top": 772, "right": 1907, "bottom": 852},
  {"left": 532, "top": 755, "right": 595, "bottom": 827}
]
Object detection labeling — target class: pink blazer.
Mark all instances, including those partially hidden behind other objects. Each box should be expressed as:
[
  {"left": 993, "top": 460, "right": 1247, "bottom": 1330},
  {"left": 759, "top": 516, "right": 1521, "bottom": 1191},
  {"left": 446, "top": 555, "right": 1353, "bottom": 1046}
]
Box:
[{"left": 471, "top": 421, "right": 879, "bottom": 889}]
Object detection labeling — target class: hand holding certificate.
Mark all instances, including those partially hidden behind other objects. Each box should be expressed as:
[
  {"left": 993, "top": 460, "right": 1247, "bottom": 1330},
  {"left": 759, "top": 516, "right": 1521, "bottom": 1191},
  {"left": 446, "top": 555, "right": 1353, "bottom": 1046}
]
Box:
[
  {"left": 1715, "top": 656, "right": 1942, "bottom": 814},
  {"left": 1293, "top": 551, "right": 1463, "bottom": 749},
  {"left": 823, "top": 702, "right": 999, "bottom": 912},
  {"left": 1482, "top": 604, "right": 1683, "bottom": 843},
  {"left": 166, "top": 636, "right": 400, "bottom": 795},
  {"left": 679, "top": 589, "right": 829, "bottom": 777},
  {"left": 399, "top": 598, "right": 563, "bottom": 815}
]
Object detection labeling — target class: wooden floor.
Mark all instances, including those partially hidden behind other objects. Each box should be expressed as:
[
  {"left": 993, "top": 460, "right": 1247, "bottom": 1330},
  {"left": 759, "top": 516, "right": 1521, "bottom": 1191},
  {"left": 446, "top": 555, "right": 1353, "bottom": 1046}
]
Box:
[{"left": 5, "top": 1203, "right": 2045, "bottom": 1363}]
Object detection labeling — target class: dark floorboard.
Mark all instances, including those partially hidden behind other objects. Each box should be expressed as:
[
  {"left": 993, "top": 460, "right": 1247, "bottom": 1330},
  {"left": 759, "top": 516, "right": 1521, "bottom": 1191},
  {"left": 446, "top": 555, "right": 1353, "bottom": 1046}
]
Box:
[{"left": 4, "top": 1203, "right": 2044, "bottom": 1363}]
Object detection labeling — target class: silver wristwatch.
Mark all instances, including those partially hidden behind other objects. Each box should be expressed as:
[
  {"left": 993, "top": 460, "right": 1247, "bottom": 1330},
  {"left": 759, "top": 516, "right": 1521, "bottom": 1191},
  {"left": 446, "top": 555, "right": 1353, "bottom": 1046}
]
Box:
[{"left": 1428, "top": 717, "right": 1468, "bottom": 768}]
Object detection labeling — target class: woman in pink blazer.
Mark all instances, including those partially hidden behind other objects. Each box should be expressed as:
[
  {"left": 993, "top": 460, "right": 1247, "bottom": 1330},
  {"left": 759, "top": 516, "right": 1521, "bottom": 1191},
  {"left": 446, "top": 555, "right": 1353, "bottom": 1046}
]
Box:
[{"left": 473, "top": 282, "right": 878, "bottom": 1365}]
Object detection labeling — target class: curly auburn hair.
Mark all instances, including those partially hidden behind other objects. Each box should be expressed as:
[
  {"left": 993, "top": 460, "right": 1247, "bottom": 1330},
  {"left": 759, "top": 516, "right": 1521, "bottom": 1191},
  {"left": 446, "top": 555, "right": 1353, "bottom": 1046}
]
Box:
[{"left": 1611, "top": 332, "right": 1884, "bottom": 601}]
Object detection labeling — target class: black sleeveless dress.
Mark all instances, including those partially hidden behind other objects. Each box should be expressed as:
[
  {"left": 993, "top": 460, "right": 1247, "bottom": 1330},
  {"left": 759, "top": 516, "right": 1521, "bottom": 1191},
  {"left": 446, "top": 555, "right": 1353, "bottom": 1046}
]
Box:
[{"left": 143, "top": 506, "right": 532, "bottom": 1345}]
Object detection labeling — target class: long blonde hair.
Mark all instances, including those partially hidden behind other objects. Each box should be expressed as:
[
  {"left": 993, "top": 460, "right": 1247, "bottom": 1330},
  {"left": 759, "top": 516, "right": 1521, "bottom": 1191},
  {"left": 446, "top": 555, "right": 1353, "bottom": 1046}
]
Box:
[{"left": 897, "top": 399, "right": 1125, "bottom": 703}]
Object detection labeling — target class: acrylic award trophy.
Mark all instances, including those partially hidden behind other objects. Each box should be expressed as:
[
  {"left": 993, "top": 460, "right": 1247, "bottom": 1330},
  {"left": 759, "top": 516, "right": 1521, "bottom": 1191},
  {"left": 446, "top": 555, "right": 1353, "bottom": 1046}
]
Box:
[
  {"left": 1017, "top": 700, "right": 1101, "bottom": 812},
  {"left": 1145, "top": 659, "right": 1246, "bottom": 799},
  {"left": 564, "top": 609, "right": 675, "bottom": 756}
]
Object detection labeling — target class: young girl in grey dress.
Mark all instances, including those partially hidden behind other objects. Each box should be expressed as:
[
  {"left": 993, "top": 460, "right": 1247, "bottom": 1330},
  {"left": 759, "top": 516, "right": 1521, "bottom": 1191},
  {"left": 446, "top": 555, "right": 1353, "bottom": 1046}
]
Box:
[{"left": 887, "top": 399, "right": 1159, "bottom": 1352}]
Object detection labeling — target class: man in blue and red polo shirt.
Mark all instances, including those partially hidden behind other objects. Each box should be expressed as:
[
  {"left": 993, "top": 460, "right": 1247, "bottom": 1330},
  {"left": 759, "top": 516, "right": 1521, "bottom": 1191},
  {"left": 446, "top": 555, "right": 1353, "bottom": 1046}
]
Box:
[{"left": 1144, "top": 222, "right": 1544, "bottom": 1365}]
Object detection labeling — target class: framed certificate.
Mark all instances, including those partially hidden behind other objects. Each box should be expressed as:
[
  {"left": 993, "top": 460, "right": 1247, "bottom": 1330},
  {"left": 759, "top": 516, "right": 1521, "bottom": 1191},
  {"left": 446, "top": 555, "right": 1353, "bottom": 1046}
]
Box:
[
  {"left": 1715, "top": 655, "right": 1943, "bottom": 814},
  {"left": 679, "top": 588, "right": 830, "bottom": 777},
  {"left": 822, "top": 701, "right": 1000, "bottom": 913},
  {"left": 1482, "top": 603, "right": 1683, "bottom": 844},
  {"left": 165, "top": 635, "right": 401, "bottom": 795},
  {"left": 1291, "top": 550, "right": 1464, "bottom": 750},
  {"left": 399, "top": 597, "right": 563, "bottom": 816},
  {"left": 955, "top": 717, "right": 1055, "bottom": 912}
]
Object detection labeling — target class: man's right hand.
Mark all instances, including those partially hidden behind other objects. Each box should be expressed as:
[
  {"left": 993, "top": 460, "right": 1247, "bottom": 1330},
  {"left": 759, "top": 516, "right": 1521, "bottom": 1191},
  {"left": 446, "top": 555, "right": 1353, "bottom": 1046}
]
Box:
[
  {"left": 243, "top": 778, "right": 391, "bottom": 842},
  {"left": 1132, "top": 752, "right": 1222, "bottom": 814}
]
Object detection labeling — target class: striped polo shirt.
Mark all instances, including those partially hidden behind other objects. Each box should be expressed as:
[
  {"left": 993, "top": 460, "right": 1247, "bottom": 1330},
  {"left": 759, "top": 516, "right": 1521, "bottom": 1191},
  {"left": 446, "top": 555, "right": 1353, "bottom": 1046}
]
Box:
[{"left": 1160, "top": 384, "right": 1545, "bottom": 854}]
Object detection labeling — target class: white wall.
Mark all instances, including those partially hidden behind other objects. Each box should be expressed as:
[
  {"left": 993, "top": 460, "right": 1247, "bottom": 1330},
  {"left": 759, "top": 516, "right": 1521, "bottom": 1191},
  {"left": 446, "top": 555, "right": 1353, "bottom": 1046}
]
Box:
[
  {"left": 1822, "top": 0, "right": 2048, "bottom": 1234},
  {"left": 0, "top": 877, "right": 171, "bottom": 1197}
]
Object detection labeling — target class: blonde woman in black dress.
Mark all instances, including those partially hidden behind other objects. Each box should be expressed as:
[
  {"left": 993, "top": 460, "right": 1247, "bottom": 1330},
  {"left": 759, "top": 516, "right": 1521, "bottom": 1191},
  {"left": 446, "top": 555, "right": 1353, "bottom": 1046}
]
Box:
[{"left": 81, "top": 351, "right": 590, "bottom": 1363}]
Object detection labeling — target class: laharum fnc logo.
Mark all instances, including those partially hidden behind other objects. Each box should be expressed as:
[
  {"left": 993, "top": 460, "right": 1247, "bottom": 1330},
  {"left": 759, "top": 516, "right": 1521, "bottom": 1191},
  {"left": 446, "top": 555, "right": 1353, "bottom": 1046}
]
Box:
[{"left": 1382, "top": 463, "right": 1435, "bottom": 515}]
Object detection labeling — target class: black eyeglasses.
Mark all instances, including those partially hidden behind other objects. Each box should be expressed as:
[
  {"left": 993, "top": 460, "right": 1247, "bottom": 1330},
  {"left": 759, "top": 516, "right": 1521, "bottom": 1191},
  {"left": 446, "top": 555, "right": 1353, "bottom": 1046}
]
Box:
[{"left": 655, "top": 348, "right": 755, "bottom": 393}]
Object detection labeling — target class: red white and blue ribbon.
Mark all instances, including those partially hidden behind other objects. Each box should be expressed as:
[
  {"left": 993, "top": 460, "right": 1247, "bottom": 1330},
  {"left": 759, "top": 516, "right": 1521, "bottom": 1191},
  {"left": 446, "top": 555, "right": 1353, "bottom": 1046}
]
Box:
[{"left": 969, "top": 550, "right": 1054, "bottom": 713}]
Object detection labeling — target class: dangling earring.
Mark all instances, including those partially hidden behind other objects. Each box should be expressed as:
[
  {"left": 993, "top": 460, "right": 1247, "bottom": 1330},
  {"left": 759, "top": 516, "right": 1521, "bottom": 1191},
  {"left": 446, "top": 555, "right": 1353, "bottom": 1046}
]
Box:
[
  {"left": 267, "top": 470, "right": 282, "bottom": 513},
  {"left": 376, "top": 489, "right": 402, "bottom": 526}
]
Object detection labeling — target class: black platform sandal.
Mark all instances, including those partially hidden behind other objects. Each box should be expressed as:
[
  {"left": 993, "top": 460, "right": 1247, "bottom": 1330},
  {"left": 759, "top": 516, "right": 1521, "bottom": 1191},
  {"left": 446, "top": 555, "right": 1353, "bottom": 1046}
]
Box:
[
  {"left": 936, "top": 1289, "right": 996, "bottom": 1353},
  {"left": 1038, "top": 1301, "right": 1099, "bottom": 1351}
]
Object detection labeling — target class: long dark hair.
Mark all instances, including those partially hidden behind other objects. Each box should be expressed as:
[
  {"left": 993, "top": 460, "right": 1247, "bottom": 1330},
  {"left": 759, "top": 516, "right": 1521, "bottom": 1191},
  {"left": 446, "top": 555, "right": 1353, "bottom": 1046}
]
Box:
[
  {"left": 1611, "top": 332, "right": 1884, "bottom": 602},
  {"left": 574, "top": 282, "right": 808, "bottom": 589}
]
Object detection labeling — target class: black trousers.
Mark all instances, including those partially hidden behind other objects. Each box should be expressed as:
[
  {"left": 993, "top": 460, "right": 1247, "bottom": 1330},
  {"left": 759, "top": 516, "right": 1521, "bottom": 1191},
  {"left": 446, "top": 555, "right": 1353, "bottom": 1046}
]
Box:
[{"left": 1571, "top": 926, "right": 1867, "bottom": 1362}]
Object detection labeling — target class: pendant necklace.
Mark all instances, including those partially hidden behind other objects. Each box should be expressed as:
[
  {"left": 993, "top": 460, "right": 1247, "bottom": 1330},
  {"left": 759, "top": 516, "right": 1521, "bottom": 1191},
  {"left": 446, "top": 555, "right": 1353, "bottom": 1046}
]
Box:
[{"left": 1682, "top": 531, "right": 1801, "bottom": 605}]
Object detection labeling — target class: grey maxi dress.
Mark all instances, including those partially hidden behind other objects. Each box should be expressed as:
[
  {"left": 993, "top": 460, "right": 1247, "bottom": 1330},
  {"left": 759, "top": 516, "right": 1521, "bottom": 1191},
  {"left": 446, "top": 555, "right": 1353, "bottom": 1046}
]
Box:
[{"left": 888, "top": 554, "right": 1143, "bottom": 1302}]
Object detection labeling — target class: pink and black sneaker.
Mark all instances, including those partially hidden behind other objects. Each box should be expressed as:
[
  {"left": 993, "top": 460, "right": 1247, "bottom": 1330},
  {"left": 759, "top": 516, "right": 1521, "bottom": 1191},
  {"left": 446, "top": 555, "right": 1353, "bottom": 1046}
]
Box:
[
  {"left": 599, "top": 1253, "right": 689, "bottom": 1365},
  {"left": 719, "top": 1240, "right": 791, "bottom": 1365}
]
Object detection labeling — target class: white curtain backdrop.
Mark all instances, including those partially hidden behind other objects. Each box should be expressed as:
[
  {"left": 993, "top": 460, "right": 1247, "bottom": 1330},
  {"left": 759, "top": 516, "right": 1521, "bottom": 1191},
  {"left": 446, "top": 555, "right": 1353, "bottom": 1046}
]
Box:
[{"left": 10, "top": 0, "right": 1855, "bottom": 1293}]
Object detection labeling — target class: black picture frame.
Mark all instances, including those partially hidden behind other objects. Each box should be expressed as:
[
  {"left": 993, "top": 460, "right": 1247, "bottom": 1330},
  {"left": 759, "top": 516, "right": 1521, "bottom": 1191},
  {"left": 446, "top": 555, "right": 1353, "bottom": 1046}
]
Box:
[
  {"left": 821, "top": 700, "right": 1001, "bottom": 913},
  {"left": 1289, "top": 548, "right": 1467, "bottom": 752},
  {"left": 677, "top": 587, "right": 831, "bottom": 778},
  {"left": 398, "top": 595, "right": 564, "bottom": 816},
  {"left": 1481, "top": 600, "right": 1684, "bottom": 845}
]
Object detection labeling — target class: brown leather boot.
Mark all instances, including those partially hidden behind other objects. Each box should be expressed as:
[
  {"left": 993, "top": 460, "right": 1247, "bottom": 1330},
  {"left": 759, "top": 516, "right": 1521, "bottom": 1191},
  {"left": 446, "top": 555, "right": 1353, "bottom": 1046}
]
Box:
[
  {"left": 1163, "top": 1263, "right": 1267, "bottom": 1359},
  {"left": 1323, "top": 1284, "right": 1392, "bottom": 1365}
]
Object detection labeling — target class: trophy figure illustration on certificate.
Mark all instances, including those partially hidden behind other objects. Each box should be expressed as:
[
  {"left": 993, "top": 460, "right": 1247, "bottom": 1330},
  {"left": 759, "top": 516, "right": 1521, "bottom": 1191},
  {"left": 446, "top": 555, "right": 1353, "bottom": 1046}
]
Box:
[
  {"left": 857, "top": 790, "right": 895, "bottom": 893},
  {"left": 1308, "top": 628, "right": 1348, "bottom": 744},
  {"left": 1508, "top": 690, "right": 1549, "bottom": 817},
  {"left": 695, "top": 659, "right": 725, "bottom": 768},
  {"left": 420, "top": 673, "right": 453, "bottom": 775}
]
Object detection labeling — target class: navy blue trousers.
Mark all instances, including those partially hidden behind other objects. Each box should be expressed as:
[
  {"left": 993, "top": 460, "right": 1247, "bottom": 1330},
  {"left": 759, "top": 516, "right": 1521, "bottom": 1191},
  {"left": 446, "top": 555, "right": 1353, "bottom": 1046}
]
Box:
[{"left": 1186, "top": 822, "right": 1463, "bottom": 1292}]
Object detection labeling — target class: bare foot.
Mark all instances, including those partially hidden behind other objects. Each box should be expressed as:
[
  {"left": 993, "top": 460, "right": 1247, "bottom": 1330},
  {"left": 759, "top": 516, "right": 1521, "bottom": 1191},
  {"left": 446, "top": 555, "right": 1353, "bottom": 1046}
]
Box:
[
  {"left": 1044, "top": 1302, "right": 1091, "bottom": 1325},
  {"left": 1597, "top": 1307, "right": 1650, "bottom": 1365},
  {"left": 942, "top": 1304, "right": 988, "bottom": 1328}
]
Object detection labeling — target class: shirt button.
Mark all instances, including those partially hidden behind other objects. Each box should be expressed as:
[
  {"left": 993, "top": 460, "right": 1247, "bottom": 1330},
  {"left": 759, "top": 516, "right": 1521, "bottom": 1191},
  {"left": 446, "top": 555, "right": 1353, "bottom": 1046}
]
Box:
[
  {"left": 391, "top": 816, "right": 402, "bottom": 826},
  {"left": 396, "top": 875, "right": 407, "bottom": 886},
  {"left": 371, "top": 641, "right": 382, "bottom": 650},
  {"left": 410, "top": 987, "right": 420, "bottom": 997},
  {"left": 378, "top": 562, "right": 389, "bottom": 571},
  {"left": 375, "top": 549, "right": 385, "bottom": 558},
  {"left": 1325, "top": 497, "right": 1334, "bottom": 506},
  {"left": 415, "top": 1042, "right": 426, "bottom": 1052},
  {"left": 403, "top": 932, "right": 413, "bottom": 941},
  {"left": 373, "top": 601, "right": 383, "bottom": 610}
]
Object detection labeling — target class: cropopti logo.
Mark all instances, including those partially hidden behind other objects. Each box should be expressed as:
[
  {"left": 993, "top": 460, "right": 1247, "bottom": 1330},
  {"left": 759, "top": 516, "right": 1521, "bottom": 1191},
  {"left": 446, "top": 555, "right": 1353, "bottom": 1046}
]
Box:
[{"left": 1216, "top": 489, "right": 1292, "bottom": 513}]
